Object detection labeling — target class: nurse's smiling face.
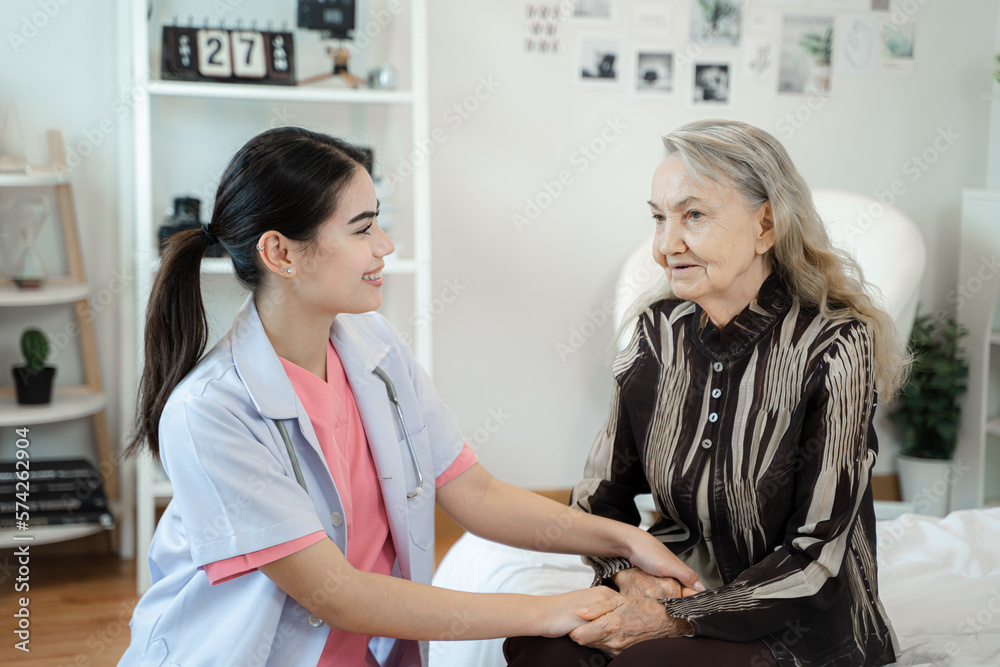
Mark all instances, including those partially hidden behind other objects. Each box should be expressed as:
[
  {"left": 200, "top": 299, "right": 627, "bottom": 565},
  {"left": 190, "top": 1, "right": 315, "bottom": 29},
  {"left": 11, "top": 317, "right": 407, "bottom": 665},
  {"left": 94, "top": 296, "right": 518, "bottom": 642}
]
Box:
[
  {"left": 649, "top": 153, "right": 774, "bottom": 327},
  {"left": 288, "top": 167, "right": 395, "bottom": 317}
]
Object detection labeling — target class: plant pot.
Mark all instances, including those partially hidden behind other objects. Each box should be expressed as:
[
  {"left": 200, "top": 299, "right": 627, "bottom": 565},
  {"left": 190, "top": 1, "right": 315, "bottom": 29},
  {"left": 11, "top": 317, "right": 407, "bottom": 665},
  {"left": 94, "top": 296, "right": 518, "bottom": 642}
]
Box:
[
  {"left": 896, "top": 453, "right": 952, "bottom": 517},
  {"left": 808, "top": 63, "right": 831, "bottom": 93},
  {"left": 11, "top": 365, "right": 56, "bottom": 405}
]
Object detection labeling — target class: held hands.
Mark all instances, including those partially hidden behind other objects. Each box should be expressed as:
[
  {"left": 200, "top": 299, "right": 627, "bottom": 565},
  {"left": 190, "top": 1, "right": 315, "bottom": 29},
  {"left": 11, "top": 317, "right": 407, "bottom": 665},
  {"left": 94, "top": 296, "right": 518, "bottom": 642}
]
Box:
[
  {"left": 623, "top": 527, "right": 705, "bottom": 593},
  {"left": 540, "top": 586, "right": 621, "bottom": 638},
  {"left": 567, "top": 568, "right": 698, "bottom": 655},
  {"left": 614, "top": 567, "right": 701, "bottom": 600},
  {"left": 568, "top": 595, "right": 693, "bottom": 656}
]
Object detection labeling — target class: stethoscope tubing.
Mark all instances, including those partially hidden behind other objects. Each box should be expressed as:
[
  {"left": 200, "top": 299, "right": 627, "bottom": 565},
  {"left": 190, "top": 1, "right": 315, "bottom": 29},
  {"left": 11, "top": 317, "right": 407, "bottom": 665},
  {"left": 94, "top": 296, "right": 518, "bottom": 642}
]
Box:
[{"left": 277, "top": 365, "right": 425, "bottom": 502}]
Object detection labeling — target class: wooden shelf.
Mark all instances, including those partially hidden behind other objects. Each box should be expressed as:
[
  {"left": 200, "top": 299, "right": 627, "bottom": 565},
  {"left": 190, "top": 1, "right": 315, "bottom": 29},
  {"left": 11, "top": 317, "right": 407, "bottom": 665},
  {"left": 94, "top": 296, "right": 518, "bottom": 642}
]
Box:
[
  {"left": 147, "top": 79, "right": 414, "bottom": 105},
  {"left": 0, "top": 522, "right": 110, "bottom": 549},
  {"left": 0, "top": 170, "right": 70, "bottom": 187},
  {"left": 0, "top": 390, "right": 106, "bottom": 427},
  {"left": 0, "top": 283, "right": 89, "bottom": 306}
]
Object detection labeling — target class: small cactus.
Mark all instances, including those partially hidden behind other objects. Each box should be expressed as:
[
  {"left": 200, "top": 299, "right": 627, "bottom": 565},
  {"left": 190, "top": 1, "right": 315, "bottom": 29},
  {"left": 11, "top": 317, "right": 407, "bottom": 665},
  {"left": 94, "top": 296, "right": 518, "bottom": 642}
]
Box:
[{"left": 21, "top": 329, "right": 49, "bottom": 372}]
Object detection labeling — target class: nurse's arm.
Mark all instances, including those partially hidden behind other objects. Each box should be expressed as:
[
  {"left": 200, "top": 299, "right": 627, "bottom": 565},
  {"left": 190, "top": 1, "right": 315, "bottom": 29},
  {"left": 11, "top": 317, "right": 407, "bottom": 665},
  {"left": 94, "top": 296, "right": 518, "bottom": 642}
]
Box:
[
  {"left": 258, "top": 537, "right": 617, "bottom": 639},
  {"left": 436, "top": 463, "right": 703, "bottom": 591}
]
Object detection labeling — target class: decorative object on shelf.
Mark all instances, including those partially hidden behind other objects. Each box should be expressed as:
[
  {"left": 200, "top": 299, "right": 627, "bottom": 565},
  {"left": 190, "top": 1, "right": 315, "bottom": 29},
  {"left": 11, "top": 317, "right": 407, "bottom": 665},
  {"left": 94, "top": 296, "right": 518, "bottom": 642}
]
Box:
[
  {"left": 161, "top": 26, "right": 295, "bottom": 85},
  {"left": 159, "top": 196, "right": 224, "bottom": 258},
  {"left": 7, "top": 196, "right": 50, "bottom": 288},
  {"left": 299, "top": 46, "right": 366, "bottom": 88},
  {"left": 0, "top": 459, "right": 113, "bottom": 528},
  {"left": 12, "top": 328, "right": 55, "bottom": 405},
  {"left": 0, "top": 100, "right": 28, "bottom": 174},
  {"left": 367, "top": 64, "right": 397, "bottom": 90},
  {"left": 296, "top": 0, "right": 367, "bottom": 88},
  {"left": 890, "top": 313, "right": 969, "bottom": 516},
  {"left": 297, "top": 0, "right": 355, "bottom": 37}
]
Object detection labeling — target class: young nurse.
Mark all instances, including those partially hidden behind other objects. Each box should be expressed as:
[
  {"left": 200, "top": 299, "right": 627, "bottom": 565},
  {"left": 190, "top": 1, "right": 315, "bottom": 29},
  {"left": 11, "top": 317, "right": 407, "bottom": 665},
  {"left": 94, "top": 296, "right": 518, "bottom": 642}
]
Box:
[{"left": 119, "top": 127, "right": 702, "bottom": 666}]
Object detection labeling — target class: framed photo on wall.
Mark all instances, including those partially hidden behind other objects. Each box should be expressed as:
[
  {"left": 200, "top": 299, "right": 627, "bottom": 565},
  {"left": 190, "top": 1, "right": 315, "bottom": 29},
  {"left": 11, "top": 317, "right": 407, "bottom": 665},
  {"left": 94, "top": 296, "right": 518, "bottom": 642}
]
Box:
[{"left": 632, "top": 48, "right": 676, "bottom": 99}]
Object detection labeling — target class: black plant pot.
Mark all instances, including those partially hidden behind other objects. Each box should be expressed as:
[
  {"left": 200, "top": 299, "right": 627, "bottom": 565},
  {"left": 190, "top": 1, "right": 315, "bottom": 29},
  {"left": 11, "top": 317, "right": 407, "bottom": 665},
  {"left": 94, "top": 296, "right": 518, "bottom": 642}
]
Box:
[{"left": 12, "top": 366, "right": 56, "bottom": 405}]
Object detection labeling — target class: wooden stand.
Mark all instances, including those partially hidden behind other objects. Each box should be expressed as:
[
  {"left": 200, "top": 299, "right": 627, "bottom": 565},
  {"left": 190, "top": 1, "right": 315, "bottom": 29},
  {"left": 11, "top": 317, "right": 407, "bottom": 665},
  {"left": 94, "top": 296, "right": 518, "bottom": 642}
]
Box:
[{"left": 0, "top": 130, "right": 118, "bottom": 547}]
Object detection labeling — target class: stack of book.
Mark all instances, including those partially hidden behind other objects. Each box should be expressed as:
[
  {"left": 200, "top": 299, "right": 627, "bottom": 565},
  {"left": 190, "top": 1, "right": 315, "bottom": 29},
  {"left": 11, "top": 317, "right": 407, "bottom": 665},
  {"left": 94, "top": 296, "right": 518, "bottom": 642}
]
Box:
[{"left": 0, "top": 459, "right": 114, "bottom": 529}]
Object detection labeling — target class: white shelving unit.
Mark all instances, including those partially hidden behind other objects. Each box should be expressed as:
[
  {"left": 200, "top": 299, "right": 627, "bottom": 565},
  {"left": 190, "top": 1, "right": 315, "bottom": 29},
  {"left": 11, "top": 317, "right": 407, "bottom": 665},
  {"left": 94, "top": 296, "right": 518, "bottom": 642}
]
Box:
[
  {"left": 0, "top": 143, "right": 118, "bottom": 548},
  {"left": 955, "top": 189, "right": 1000, "bottom": 510},
  {"left": 121, "top": 1, "right": 432, "bottom": 592}
]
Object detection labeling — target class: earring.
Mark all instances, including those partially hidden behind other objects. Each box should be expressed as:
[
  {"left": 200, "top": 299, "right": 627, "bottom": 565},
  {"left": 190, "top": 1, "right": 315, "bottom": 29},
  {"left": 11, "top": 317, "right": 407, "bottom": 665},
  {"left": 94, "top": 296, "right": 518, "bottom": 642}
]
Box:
[
  {"left": 256, "top": 245, "right": 265, "bottom": 251},
  {"left": 285, "top": 268, "right": 293, "bottom": 274}
]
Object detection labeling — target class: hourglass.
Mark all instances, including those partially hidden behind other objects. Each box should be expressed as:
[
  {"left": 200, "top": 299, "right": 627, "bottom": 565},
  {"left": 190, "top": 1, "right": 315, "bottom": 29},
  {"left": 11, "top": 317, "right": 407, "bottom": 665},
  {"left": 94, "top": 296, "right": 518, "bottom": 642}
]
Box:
[{"left": 5, "top": 196, "right": 50, "bottom": 288}]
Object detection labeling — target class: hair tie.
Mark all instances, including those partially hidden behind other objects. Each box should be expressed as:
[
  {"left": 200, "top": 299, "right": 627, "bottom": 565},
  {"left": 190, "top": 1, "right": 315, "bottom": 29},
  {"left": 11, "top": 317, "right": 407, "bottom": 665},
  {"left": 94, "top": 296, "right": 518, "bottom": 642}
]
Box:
[{"left": 201, "top": 222, "right": 220, "bottom": 246}]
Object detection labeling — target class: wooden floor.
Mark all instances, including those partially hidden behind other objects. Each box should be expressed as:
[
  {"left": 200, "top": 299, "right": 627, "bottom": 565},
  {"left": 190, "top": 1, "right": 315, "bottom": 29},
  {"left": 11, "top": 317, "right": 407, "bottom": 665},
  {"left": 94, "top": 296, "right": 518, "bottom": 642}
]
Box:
[
  {"left": 0, "top": 531, "right": 471, "bottom": 666},
  {"left": 0, "top": 553, "right": 140, "bottom": 667}
]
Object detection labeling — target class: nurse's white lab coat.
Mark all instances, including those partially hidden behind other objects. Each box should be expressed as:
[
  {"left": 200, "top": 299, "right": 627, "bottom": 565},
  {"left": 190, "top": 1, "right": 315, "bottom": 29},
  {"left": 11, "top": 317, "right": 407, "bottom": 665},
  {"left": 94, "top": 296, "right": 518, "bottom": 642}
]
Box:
[{"left": 119, "top": 297, "right": 466, "bottom": 666}]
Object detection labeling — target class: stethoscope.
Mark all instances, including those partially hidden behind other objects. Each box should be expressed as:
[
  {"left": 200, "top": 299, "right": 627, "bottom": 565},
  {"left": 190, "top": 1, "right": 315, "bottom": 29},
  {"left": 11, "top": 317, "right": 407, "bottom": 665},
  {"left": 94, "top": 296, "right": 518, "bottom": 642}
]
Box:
[{"left": 276, "top": 366, "right": 425, "bottom": 500}]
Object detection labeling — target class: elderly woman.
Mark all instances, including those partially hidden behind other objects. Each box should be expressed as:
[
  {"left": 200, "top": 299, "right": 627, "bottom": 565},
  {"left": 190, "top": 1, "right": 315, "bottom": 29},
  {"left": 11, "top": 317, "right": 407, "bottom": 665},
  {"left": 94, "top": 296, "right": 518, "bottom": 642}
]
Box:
[{"left": 505, "top": 119, "right": 903, "bottom": 666}]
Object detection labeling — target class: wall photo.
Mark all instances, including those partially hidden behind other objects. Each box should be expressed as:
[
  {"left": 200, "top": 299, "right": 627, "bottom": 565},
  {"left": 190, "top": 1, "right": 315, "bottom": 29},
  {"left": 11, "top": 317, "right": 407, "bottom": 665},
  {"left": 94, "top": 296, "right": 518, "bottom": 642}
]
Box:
[
  {"left": 692, "top": 62, "right": 731, "bottom": 104},
  {"left": 689, "top": 0, "right": 743, "bottom": 48},
  {"left": 577, "top": 34, "right": 623, "bottom": 83},
  {"left": 633, "top": 50, "right": 676, "bottom": 96},
  {"left": 778, "top": 14, "right": 834, "bottom": 93}
]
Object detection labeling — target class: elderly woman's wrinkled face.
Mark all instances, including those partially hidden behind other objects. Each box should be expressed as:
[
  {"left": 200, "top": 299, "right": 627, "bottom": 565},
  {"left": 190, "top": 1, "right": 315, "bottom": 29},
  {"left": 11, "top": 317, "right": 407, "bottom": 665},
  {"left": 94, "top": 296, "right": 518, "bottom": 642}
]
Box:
[{"left": 649, "top": 154, "right": 774, "bottom": 321}]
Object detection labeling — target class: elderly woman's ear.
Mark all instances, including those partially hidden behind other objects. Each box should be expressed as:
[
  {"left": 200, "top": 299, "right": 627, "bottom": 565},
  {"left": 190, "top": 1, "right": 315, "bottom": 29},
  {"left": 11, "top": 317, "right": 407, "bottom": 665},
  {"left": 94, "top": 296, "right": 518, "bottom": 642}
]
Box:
[{"left": 755, "top": 201, "right": 776, "bottom": 256}]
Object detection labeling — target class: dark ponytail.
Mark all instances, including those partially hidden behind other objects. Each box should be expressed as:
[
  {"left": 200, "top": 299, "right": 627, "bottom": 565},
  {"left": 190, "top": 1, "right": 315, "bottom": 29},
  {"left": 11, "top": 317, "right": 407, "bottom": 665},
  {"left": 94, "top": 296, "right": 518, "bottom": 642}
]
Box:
[{"left": 126, "top": 127, "right": 371, "bottom": 459}]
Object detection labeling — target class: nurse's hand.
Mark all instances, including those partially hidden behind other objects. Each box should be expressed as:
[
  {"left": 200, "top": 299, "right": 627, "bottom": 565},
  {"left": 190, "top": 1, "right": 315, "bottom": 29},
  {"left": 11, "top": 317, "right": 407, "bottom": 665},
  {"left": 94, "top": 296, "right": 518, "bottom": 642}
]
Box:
[
  {"left": 539, "top": 586, "right": 620, "bottom": 638},
  {"left": 623, "top": 529, "right": 705, "bottom": 593}
]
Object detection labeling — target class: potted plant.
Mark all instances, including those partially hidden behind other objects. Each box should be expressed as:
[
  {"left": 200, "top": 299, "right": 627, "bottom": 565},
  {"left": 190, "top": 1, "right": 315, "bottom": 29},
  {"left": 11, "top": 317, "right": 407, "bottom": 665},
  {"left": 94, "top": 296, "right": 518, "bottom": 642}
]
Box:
[
  {"left": 11, "top": 328, "right": 56, "bottom": 405},
  {"left": 799, "top": 26, "right": 833, "bottom": 92},
  {"left": 889, "top": 313, "right": 969, "bottom": 516}
]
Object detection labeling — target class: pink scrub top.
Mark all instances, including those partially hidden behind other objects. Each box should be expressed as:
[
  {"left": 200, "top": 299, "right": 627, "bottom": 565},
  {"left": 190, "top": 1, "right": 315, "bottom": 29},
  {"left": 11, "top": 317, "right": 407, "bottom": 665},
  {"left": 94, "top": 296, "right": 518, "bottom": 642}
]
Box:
[{"left": 203, "top": 340, "right": 477, "bottom": 666}]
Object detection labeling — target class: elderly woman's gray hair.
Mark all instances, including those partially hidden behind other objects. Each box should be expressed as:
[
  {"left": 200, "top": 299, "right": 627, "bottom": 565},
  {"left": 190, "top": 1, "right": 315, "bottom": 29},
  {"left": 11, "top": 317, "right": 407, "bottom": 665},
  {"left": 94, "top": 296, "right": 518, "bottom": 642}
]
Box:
[{"left": 630, "top": 119, "right": 908, "bottom": 398}]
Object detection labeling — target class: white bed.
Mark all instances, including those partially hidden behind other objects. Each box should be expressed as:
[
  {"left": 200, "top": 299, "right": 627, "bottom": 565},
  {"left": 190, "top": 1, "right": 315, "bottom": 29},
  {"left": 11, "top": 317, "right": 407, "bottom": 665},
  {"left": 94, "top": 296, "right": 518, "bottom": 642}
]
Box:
[{"left": 430, "top": 507, "right": 1000, "bottom": 667}]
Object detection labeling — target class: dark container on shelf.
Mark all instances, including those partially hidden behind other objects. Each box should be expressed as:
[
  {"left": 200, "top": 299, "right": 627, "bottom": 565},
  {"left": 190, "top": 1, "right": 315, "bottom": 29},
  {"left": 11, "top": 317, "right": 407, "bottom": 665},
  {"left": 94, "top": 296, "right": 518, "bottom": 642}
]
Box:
[
  {"left": 11, "top": 365, "right": 56, "bottom": 405},
  {"left": 158, "top": 196, "right": 226, "bottom": 258}
]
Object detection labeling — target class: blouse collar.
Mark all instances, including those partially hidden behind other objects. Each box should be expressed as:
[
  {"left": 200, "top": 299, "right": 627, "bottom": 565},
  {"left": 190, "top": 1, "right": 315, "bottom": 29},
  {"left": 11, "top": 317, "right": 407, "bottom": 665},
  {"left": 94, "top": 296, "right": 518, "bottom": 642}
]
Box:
[{"left": 689, "top": 270, "right": 792, "bottom": 360}]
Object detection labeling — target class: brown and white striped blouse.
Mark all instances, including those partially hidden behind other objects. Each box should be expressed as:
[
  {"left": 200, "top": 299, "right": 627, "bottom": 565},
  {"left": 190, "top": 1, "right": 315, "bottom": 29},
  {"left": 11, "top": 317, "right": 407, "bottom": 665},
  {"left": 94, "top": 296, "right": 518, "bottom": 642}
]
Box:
[{"left": 572, "top": 271, "right": 898, "bottom": 667}]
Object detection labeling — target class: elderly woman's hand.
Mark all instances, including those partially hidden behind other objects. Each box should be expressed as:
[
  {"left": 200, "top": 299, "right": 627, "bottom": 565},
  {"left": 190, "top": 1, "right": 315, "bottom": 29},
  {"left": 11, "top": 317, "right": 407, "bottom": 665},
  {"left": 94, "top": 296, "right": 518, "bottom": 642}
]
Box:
[
  {"left": 612, "top": 567, "right": 701, "bottom": 600},
  {"left": 568, "top": 596, "right": 693, "bottom": 656}
]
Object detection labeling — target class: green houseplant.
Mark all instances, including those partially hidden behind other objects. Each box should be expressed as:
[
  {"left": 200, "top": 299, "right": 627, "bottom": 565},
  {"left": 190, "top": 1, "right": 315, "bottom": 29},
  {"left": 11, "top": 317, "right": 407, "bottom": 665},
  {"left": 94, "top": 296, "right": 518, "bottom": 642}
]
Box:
[
  {"left": 11, "top": 328, "right": 56, "bottom": 405},
  {"left": 889, "top": 313, "right": 968, "bottom": 515}
]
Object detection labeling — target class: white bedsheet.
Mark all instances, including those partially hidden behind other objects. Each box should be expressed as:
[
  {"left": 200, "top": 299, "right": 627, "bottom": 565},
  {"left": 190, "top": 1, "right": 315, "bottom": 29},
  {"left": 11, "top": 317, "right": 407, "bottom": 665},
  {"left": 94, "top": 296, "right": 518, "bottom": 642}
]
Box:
[{"left": 429, "top": 508, "right": 1000, "bottom": 667}]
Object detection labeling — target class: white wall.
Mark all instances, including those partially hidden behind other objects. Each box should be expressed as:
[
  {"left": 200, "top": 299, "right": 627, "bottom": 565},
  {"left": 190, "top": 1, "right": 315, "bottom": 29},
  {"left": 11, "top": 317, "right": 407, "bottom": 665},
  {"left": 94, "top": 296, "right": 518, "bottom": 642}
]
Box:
[
  {"left": 987, "top": 0, "right": 1000, "bottom": 189},
  {"left": 0, "top": 2, "right": 122, "bottom": 464},
  {"left": 425, "top": 0, "right": 998, "bottom": 488},
  {"left": 1, "top": 0, "right": 996, "bottom": 493}
]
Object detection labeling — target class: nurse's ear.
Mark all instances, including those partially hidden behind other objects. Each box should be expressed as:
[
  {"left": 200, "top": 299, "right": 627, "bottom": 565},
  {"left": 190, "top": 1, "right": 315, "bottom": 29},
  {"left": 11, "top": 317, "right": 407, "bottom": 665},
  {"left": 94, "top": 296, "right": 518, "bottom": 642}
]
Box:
[{"left": 257, "top": 231, "right": 296, "bottom": 277}]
